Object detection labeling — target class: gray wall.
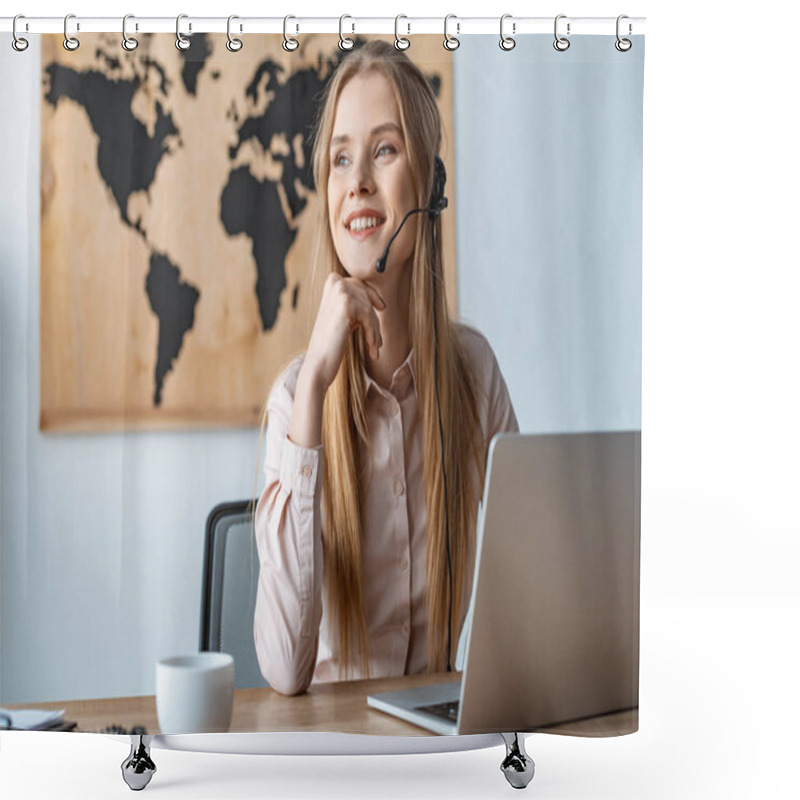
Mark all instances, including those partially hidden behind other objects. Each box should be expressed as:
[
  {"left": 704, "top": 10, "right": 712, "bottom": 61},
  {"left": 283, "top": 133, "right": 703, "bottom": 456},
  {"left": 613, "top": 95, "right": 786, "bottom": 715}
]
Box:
[{"left": 1, "top": 34, "right": 642, "bottom": 704}]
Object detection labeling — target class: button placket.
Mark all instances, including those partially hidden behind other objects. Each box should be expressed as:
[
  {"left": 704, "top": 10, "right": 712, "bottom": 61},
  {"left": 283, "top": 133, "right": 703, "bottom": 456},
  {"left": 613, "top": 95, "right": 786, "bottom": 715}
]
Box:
[{"left": 383, "top": 383, "right": 411, "bottom": 652}]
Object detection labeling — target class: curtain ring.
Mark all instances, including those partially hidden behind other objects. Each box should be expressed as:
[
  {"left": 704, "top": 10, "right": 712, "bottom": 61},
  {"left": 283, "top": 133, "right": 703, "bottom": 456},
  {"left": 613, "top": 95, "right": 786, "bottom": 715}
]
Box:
[
  {"left": 175, "top": 14, "right": 190, "bottom": 51},
  {"left": 444, "top": 14, "right": 460, "bottom": 51},
  {"left": 63, "top": 14, "right": 80, "bottom": 51},
  {"left": 122, "top": 14, "right": 138, "bottom": 51},
  {"left": 499, "top": 14, "right": 515, "bottom": 51},
  {"left": 226, "top": 15, "right": 243, "bottom": 52},
  {"left": 339, "top": 14, "right": 354, "bottom": 51},
  {"left": 12, "top": 14, "right": 29, "bottom": 52},
  {"left": 615, "top": 15, "right": 632, "bottom": 52},
  {"left": 283, "top": 15, "right": 299, "bottom": 52},
  {"left": 554, "top": 14, "right": 570, "bottom": 51},
  {"left": 394, "top": 15, "right": 410, "bottom": 51}
]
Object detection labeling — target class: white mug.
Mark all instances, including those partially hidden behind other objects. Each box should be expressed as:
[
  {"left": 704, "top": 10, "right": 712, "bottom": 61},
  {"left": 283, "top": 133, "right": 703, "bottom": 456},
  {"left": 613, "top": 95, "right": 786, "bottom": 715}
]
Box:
[{"left": 156, "top": 652, "right": 235, "bottom": 733}]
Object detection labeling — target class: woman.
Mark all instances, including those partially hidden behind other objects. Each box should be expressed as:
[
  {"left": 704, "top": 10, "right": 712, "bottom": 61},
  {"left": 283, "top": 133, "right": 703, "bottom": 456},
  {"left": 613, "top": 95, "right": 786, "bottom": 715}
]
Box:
[{"left": 253, "top": 40, "right": 518, "bottom": 696}]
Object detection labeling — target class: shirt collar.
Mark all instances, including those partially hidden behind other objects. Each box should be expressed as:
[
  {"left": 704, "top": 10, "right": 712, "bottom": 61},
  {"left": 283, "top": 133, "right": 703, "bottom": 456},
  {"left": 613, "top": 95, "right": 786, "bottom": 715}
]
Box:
[{"left": 363, "top": 347, "right": 417, "bottom": 401}]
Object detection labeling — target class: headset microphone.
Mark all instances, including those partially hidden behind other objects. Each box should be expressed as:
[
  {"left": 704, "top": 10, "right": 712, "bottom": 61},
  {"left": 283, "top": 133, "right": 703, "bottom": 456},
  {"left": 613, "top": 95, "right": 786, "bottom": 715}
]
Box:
[
  {"left": 375, "top": 156, "right": 448, "bottom": 273},
  {"left": 375, "top": 208, "right": 427, "bottom": 273}
]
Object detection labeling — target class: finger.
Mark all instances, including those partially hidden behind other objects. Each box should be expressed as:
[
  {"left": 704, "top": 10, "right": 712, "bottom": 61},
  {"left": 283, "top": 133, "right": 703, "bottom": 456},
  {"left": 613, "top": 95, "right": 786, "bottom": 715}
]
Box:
[
  {"left": 353, "top": 297, "right": 382, "bottom": 358},
  {"left": 360, "top": 304, "right": 383, "bottom": 359},
  {"left": 359, "top": 279, "right": 387, "bottom": 311},
  {"left": 340, "top": 281, "right": 382, "bottom": 357},
  {"left": 341, "top": 275, "right": 385, "bottom": 310}
]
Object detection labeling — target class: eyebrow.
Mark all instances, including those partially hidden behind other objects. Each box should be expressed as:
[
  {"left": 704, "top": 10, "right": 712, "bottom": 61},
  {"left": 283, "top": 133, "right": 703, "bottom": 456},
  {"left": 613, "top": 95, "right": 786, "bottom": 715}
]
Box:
[{"left": 330, "top": 122, "right": 403, "bottom": 149}]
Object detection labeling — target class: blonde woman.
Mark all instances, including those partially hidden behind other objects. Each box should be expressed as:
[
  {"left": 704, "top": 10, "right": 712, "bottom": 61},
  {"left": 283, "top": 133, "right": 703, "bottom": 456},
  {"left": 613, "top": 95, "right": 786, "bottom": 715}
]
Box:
[{"left": 254, "top": 40, "right": 518, "bottom": 696}]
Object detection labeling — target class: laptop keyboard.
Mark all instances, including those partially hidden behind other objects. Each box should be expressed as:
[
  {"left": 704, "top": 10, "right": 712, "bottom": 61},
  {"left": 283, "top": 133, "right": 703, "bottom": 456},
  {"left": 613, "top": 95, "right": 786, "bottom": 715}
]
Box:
[{"left": 416, "top": 700, "right": 460, "bottom": 722}]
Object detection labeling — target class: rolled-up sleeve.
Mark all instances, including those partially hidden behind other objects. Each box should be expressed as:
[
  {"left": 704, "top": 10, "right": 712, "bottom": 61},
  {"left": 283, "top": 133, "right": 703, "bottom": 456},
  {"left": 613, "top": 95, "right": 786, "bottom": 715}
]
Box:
[{"left": 253, "top": 364, "right": 324, "bottom": 696}]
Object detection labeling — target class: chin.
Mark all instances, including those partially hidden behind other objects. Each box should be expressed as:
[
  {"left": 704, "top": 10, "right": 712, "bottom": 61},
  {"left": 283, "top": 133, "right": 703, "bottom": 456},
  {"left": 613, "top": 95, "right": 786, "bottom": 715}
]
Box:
[{"left": 339, "top": 253, "right": 379, "bottom": 279}]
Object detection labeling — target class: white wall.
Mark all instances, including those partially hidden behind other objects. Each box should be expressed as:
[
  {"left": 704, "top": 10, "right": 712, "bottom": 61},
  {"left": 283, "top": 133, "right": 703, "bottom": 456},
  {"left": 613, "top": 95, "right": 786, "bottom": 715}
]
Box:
[
  {"left": 1, "top": 33, "right": 642, "bottom": 704},
  {"left": 455, "top": 35, "right": 642, "bottom": 433}
]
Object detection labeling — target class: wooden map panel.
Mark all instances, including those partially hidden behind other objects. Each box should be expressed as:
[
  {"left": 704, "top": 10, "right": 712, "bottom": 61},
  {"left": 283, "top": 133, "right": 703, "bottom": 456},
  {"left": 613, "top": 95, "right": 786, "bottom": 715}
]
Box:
[{"left": 40, "top": 34, "right": 456, "bottom": 432}]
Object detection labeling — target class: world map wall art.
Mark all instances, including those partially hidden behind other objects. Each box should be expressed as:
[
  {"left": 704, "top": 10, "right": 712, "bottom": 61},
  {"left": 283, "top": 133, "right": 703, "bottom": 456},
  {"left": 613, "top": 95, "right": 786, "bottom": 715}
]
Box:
[{"left": 39, "top": 33, "right": 455, "bottom": 432}]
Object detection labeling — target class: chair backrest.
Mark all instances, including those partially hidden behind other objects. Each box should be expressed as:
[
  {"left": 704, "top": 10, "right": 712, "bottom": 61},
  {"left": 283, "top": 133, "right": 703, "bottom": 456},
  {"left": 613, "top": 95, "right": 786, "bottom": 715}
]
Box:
[{"left": 199, "top": 500, "right": 270, "bottom": 689}]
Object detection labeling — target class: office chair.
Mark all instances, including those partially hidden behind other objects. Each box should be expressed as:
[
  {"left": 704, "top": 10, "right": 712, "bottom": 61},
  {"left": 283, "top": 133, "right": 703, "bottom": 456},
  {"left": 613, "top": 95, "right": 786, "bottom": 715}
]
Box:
[{"left": 199, "top": 500, "right": 270, "bottom": 689}]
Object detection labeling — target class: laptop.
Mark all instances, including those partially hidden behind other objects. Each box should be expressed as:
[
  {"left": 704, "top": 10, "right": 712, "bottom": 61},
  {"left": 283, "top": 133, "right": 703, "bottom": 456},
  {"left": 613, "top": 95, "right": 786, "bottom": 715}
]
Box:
[{"left": 367, "top": 431, "right": 641, "bottom": 735}]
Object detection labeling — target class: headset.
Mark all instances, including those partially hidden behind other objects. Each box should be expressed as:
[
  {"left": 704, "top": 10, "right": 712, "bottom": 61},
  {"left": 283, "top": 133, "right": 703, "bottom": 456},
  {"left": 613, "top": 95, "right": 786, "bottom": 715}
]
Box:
[
  {"left": 375, "top": 155, "right": 453, "bottom": 672},
  {"left": 376, "top": 156, "right": 448, "bottom": 273}
]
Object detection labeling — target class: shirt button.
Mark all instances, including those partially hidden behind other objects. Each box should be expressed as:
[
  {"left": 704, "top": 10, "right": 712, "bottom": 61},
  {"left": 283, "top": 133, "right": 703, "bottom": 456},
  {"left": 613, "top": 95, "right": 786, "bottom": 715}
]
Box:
[
  {"left": 394, "top": 480, "right": 405, "bottom": 496},
  {"left": 392, "top": 402, "right": 400, "bottom": 416},
  {"left": 401, "top": 558, "right": 409, "bottom": 572},
  {"left": 302, "top": 466, "right": 312, "bottom": 477},
  {"left": 402, "top": 623, "right": 409, "bottom": 635}
]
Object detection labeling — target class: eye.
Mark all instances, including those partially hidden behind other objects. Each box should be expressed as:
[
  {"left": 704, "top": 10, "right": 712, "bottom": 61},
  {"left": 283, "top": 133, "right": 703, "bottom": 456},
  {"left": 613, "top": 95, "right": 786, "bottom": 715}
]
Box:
[
  {"left": 376, "top": 143, "right": 396, "bottom": 157},
  {"left": 332, "top": 152, "right": 349, "bottom": 168}
]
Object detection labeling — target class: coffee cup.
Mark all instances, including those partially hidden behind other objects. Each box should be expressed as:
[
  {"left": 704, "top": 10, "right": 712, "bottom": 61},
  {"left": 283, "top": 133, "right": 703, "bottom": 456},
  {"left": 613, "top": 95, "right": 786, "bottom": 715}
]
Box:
[{"left": 156, "top": 652, "right": 234, "bottom": 733}]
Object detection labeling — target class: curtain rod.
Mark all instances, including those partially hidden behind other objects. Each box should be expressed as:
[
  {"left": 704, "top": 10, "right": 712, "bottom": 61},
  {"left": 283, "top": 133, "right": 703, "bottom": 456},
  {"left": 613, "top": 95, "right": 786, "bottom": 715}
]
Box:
[{"left": 1, "top": 16, "right": 646, "bottom": 37}]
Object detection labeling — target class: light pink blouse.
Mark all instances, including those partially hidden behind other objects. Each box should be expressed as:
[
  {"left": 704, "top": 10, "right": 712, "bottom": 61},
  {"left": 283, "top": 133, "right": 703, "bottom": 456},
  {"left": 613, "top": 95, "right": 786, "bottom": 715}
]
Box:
[{"left": 253, "top": 323, "right": 519, "bottom": 695}]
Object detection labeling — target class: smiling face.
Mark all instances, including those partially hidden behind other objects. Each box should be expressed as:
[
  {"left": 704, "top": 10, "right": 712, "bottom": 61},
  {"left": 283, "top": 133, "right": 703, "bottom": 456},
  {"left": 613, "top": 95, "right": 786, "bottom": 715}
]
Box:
[{"left": 327, "top": 71, "right": 418, "bottom": 280}]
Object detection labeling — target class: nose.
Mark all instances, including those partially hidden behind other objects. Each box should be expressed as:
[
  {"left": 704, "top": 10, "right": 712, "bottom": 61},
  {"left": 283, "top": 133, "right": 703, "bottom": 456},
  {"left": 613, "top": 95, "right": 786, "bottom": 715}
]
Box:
[{"left": 349, "top": 152, "right": 375, "bottom": 197}]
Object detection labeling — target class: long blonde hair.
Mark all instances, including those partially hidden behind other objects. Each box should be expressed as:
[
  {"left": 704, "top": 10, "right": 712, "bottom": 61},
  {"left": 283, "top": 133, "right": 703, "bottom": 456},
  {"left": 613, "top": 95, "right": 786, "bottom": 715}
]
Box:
[{"left": 305, "top": 40, "right": 486, "bottom": 678}]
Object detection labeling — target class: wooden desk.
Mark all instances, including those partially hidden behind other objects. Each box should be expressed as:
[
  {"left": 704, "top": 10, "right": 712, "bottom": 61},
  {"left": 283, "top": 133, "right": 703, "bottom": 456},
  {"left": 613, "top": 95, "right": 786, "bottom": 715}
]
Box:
[{"left": 9, "top": 672, "right": 636, "bottom": 738}]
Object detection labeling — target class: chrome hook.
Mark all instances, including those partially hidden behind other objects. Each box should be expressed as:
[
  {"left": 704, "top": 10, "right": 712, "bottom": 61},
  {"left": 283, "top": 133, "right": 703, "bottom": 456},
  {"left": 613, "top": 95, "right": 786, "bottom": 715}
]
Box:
[
  {"left": 394, "top": 15, "right": 410, "bottom": 51},
  {"left": 283, "top": 15, "right": 299, "bottom": 52},
  {"left": 226, "top": 15, "right": 243, "bottom": 52},
  {"left": 339, "top": 14, "right": 354, "bottom": 51},
  {"left": 616, "top": 15, "right": 632, "bottom": 51},
  {"left": 63, "top": 13, "right": 80, "bottom": 51},
  {"left": 122, "top": 14, "right": 138, "bottom": 51},
  {"left": 12, "top": 14, "right": 29, "bottom": 52},
  {"left": 554, "top": 14, "right": 571, "bottom": 51},
  {"left": 499, "top": 14, "right": 515, "bottom": 51},
  {"left": 176, "top": 14, "right": 190, "bottom": 51},
  {"left": 444, "top": 14, "right": 460, "bottom": 51}
]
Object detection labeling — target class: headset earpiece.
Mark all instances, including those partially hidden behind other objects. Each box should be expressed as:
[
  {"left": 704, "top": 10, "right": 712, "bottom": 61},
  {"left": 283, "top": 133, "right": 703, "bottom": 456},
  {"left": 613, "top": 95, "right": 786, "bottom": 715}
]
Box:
[{"left": 428, "top": 155, "right": 449, "bottom": 220}]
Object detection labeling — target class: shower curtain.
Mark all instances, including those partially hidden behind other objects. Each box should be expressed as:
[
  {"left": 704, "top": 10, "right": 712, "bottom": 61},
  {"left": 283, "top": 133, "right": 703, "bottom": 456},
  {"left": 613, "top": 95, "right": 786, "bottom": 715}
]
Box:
[{"left": 0, "top": 28, "right": 644, "bottom": 738}]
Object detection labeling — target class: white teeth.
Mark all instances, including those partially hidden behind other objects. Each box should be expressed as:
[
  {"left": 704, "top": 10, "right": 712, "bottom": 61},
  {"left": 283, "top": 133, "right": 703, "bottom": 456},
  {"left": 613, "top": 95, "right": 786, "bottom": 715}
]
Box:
[{"left": 348, "top": 216, "right": 382, "bottom": 232}]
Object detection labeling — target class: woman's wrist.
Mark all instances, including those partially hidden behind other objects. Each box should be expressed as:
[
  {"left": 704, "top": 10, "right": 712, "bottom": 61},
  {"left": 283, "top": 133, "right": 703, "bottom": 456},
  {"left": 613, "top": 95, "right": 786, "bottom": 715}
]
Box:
[
  {"left": 297, "top": 357, "right": 328, "bottom": 403},
  {"left": 290, "top": 362, "right": 327, "bottom": 449}
]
